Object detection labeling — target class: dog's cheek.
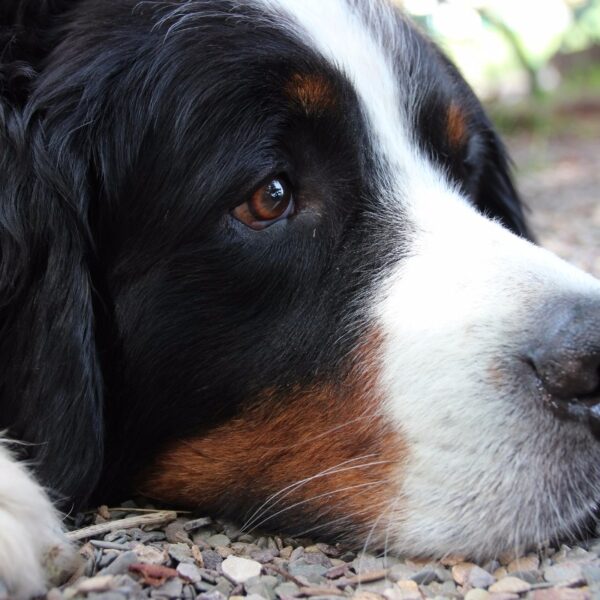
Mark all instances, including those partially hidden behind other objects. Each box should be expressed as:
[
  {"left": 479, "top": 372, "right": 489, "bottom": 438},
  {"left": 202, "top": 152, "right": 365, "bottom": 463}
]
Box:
[{"left": 138, "top": 335, "right": 408, "bottom": 541}]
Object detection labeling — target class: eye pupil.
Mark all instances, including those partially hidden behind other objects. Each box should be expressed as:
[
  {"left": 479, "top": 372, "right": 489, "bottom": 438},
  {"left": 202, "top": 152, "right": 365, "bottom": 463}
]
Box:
[{"left": 231, "top": 176, "right": 294, "bottom": 230}]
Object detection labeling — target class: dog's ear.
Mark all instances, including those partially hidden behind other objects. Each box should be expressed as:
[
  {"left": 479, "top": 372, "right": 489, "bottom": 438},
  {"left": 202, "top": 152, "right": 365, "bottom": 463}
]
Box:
[
  {"left": 474, "top": 128, "right": 533, "bottom": 241},
  {"left": 0, "top": 104, "right": 103, "bottom": 508}
]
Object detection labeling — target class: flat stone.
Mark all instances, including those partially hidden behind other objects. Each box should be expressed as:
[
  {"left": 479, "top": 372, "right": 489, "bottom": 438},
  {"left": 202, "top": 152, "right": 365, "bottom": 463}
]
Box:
[
  {"left": 151, "top": 578, "right": 183, "bottom": 598},
  {"left": 221, "top": 555, "right": 262, "bottom": 583},
  {"left": 244, "top": 575, "right": 278, "bottom": 600},
  {"left": 251, "top": 549, "right": 277, "bottom": 563},
  {"left": 393, "top": 579, "right": 422, "bottom": 600},
  {"left": 410, "top": 568, "right": 442, "bottom": 585},
  {"left": 201, "top": 549, "right": 223, "bottom": 571},
  {"left": 543, "top": 562, "right": 584, "bottom": 584},
  {"left": 133, "top": 543, "right": 166, "bottom": 565},
  {"left": 86, "top": 593, "right": 126, "bottom": 600},
  {"left": 98, "top": 551, "right": 138, "bottom": 576},
  {"left": 452, "top": 562, "right": 477, "bottom": 585},
  {"left": 464, "top": 589, "right": 490, "bottom": 600},
  {"left": 509, "top": 569, "right": 539, "bottom": 584},
  {"left": 531, "top": 589, "right": 590, "bottom": 600},
  {"left": 165, "top": 519, "right": 191, "bottom": 544},
  {"left": 467, "top": 566, "right": 495, "bottom": 589},
  {"left": 507, "top": 554, "right": 540, "bottom": 573},
  {"left": 389, "top": 564, "right": 417, "bottom": 581},
  {"left": 196, "top": 591, "right": 227, "bottom": 600},
  {"left": 352, "top": 555, "right": 387, "bottom": 573},
  {"left": 177, "top": 562, "right": 203, "bottom": 583},
  {"left": 582, "top": 562, "right": 600, "bottom": 583},
  {"left": 214, "top": 576, "right": 234, "bottom": 597},
  {"left": 274, "top": 582, "right": 299, "bottom": 598},
  {"left": 288, "top": 561, "right": 328, "bottom": 582},
  {"left": 168, "top": 542, "right": 194, "bottom": 564},
  {"left": 215, "top": 546, "right": 235, "bottom": 558},
  {"left": 488, "top": 576, "right": 531, "bottom": 594},
  {"left": 207, "top": 534, "right": 231, "bottom": 548}
]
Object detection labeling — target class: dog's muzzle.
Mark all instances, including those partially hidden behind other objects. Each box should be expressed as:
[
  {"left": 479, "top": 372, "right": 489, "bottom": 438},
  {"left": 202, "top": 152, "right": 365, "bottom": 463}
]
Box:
[{"left": 525, "top": 295, "right": 600, "bottom": 437}]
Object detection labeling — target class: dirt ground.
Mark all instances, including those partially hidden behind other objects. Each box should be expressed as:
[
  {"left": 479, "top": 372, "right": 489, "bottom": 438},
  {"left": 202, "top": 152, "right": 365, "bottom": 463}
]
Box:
[{"left": 507, "top": 131, "right": 600, "bottom": 277}]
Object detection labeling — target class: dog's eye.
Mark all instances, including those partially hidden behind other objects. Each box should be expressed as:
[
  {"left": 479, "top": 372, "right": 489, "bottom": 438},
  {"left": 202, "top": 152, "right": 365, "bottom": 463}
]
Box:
[{"left": 232, "top": 177, "right": 294, "bottom": 230}]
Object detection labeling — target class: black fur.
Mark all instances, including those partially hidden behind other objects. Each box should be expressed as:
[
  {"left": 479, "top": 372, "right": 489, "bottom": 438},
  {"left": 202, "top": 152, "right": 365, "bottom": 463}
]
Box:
[{"left": 0, "top": 0, "right": 530, "bottom": 510}]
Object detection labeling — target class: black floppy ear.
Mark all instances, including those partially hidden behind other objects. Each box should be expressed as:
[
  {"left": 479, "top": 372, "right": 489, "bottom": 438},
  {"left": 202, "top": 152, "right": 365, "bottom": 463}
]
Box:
[
  {"left": 0, "top": 110, "right": 103, "bottom": 508},
  {"left": 474, "top": 128, "right": 534, "bottom": 241}
]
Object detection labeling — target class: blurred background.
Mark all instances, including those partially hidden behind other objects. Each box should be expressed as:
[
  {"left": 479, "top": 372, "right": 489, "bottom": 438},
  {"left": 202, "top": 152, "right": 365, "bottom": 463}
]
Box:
[{"left": 399, "top": 0, "right": 600, "bottom": 276}]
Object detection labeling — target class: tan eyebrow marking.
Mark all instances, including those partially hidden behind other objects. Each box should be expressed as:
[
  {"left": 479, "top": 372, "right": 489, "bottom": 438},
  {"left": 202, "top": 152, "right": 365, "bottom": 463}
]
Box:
[
  {"left": 285, "top": 73, "right": 337, "bottom": 114},
  {"left": 446, "top": 101, "right": 468, "bottom": 148}
]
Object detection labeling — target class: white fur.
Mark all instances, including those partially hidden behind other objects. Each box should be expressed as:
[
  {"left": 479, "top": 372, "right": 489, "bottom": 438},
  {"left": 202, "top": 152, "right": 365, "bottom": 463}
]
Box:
[
  {"left": 0, "top": 442, "right": 74, "bottom": 598},
  {"left": 260, "top": 0, "right": 600, "bottom": 557}
]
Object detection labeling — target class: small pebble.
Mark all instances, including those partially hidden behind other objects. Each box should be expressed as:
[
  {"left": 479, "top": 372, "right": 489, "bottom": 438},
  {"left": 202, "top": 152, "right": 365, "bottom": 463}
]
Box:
[
  {"left": 207, "top": 534, "right": 231, "bottom": 548},
  {"left": 274, "top": 582, "right": 300, "bottom": 597},
  {"left": 467, "top": 566, "right": 495, "bottom": 589},
  {"left": 543, "top": 562, "right": 584, "bottom": 584},
  {"left": 202, "top": 549, "right": 223, "bottom": 571},
  {"left": 488, "top": 576, "right": 531, "bottom": 594},
  {"left": 411, "top": 568, "right": 442, "bottom": 585},
  {"left": 165, "top": 519, "right": 191, "bottom": 544},
  {"left": 177, "top": 562, "right": 203, "bottom": 583},
  {"left": 98, "top": 551, "right": 138, "bottom": 576},
  {"left": 152, "top": 578, "right": 183, "bottom": 598},
  {"left": 133, "top": 543, "right": 166, "bottom": 565},
  {"left": 452, "top": 562, "right": 477, "bottom": 585},
  {"left": 507, "top": 554, "right": 540, "bottom": 573},
  {"left": 394, "top": 579, "right": 422, "bottom": 600},
  {"left": 464, "top": 589, "right": 490, "bottom": 600},
  {"left": 168, "top": 542, "right": 194, "bottom": 564},
  {"left": 221, "top": 555, "right": 263, "bottom": 583}
]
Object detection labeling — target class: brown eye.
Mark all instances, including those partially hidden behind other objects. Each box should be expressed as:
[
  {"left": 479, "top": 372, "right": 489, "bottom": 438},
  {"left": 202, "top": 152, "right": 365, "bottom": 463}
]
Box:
[{"left": 232, "top": 177, "right": 294, "bottom": 230}]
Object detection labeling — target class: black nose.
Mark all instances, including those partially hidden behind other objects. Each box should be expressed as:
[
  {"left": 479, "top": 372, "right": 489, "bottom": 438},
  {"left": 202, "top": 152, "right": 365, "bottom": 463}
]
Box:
[{"left": 527, "top": 297, "right": 600, "bottom": 434}]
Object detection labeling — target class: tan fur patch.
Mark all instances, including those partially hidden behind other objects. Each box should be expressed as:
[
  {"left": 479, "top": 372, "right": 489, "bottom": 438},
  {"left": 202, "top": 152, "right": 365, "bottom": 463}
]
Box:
[
  {"left": 447, "top": 102, "right": 468, "bottom": 149},
  {"left": 286, "top": 73, "right": 337, "bottom": 113},
  {"left": 138, "top": 335, "right": 406, "bottom": 543}
]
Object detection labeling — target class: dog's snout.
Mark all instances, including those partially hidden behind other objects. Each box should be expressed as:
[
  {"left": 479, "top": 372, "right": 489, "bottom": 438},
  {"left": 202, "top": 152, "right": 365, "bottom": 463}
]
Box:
[{"left": 526, "top": 296, "right": 600, "bottom": 431}]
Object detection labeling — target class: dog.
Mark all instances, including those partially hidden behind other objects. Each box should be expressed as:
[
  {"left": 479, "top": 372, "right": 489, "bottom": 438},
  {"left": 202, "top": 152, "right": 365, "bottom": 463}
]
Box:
[{"left": 1, "top": 0, "right": 600, "bottom": 596}]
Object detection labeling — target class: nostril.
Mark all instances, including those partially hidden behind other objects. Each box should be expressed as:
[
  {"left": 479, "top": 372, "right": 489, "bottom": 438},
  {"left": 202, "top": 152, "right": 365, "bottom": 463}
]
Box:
[
  {"left": 528, "top": 349, "right": 600, "bottom": 401},
  {"left": 523, "top": 296, "right": 600, "bottom": 433}
]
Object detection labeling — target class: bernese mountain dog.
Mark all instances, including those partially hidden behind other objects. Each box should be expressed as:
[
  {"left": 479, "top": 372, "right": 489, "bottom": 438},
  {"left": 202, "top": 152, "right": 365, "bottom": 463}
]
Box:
[{"left": 1, "top": 0, "right": 600, "bottom": 596}]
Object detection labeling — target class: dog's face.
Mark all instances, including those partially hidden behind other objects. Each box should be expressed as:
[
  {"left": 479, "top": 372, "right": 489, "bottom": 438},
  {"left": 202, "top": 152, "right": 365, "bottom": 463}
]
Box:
[{"left": 2, "top": 0, "right": 600, "bottom": 560}]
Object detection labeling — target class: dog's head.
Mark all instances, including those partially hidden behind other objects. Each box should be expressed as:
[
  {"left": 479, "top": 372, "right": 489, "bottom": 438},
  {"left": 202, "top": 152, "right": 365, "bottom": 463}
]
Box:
[{"left": 2, "top": 0, "right": 600, "bottom": 559}]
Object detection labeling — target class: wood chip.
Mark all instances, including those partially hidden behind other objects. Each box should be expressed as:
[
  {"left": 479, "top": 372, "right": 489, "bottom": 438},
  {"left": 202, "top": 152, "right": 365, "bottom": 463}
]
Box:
[
  {"left": 191, "top": 544, "right": 204, "bottom": 567},
  {"left": 337, "top": 568, "right": 388, "bottom": 586},
  {"left": 67, "top": 510, "right": 178, "bottom": 541},
  {"left": 300, "top": 586, "right": 344, "bottom": 596}
]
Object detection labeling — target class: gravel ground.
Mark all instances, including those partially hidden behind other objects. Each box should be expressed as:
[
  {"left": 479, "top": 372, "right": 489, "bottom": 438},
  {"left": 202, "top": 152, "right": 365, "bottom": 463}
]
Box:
[{"left": 38, "top": 133, "right": 599, "bottom": 600}]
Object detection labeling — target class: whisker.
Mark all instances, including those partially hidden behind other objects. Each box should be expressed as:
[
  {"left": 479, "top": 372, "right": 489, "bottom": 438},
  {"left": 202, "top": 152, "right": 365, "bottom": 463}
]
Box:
[
  {"left": 242, "top": 460, "right": 392, "bottom": 532},
  {"left": 356, "top": 500, "right": 394, "bottom": 592},
  {"left": 246, "top": 479, "right": 388, "bottom": 533},
  {"left": 265, "top": 411, "right": 384, "bottom": 451},
  {"left": 292, "top": 500, "right": 391, "bottom": 539},
  {"left": 242, "top": 453, "right": 377, "bottom": 531}
]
